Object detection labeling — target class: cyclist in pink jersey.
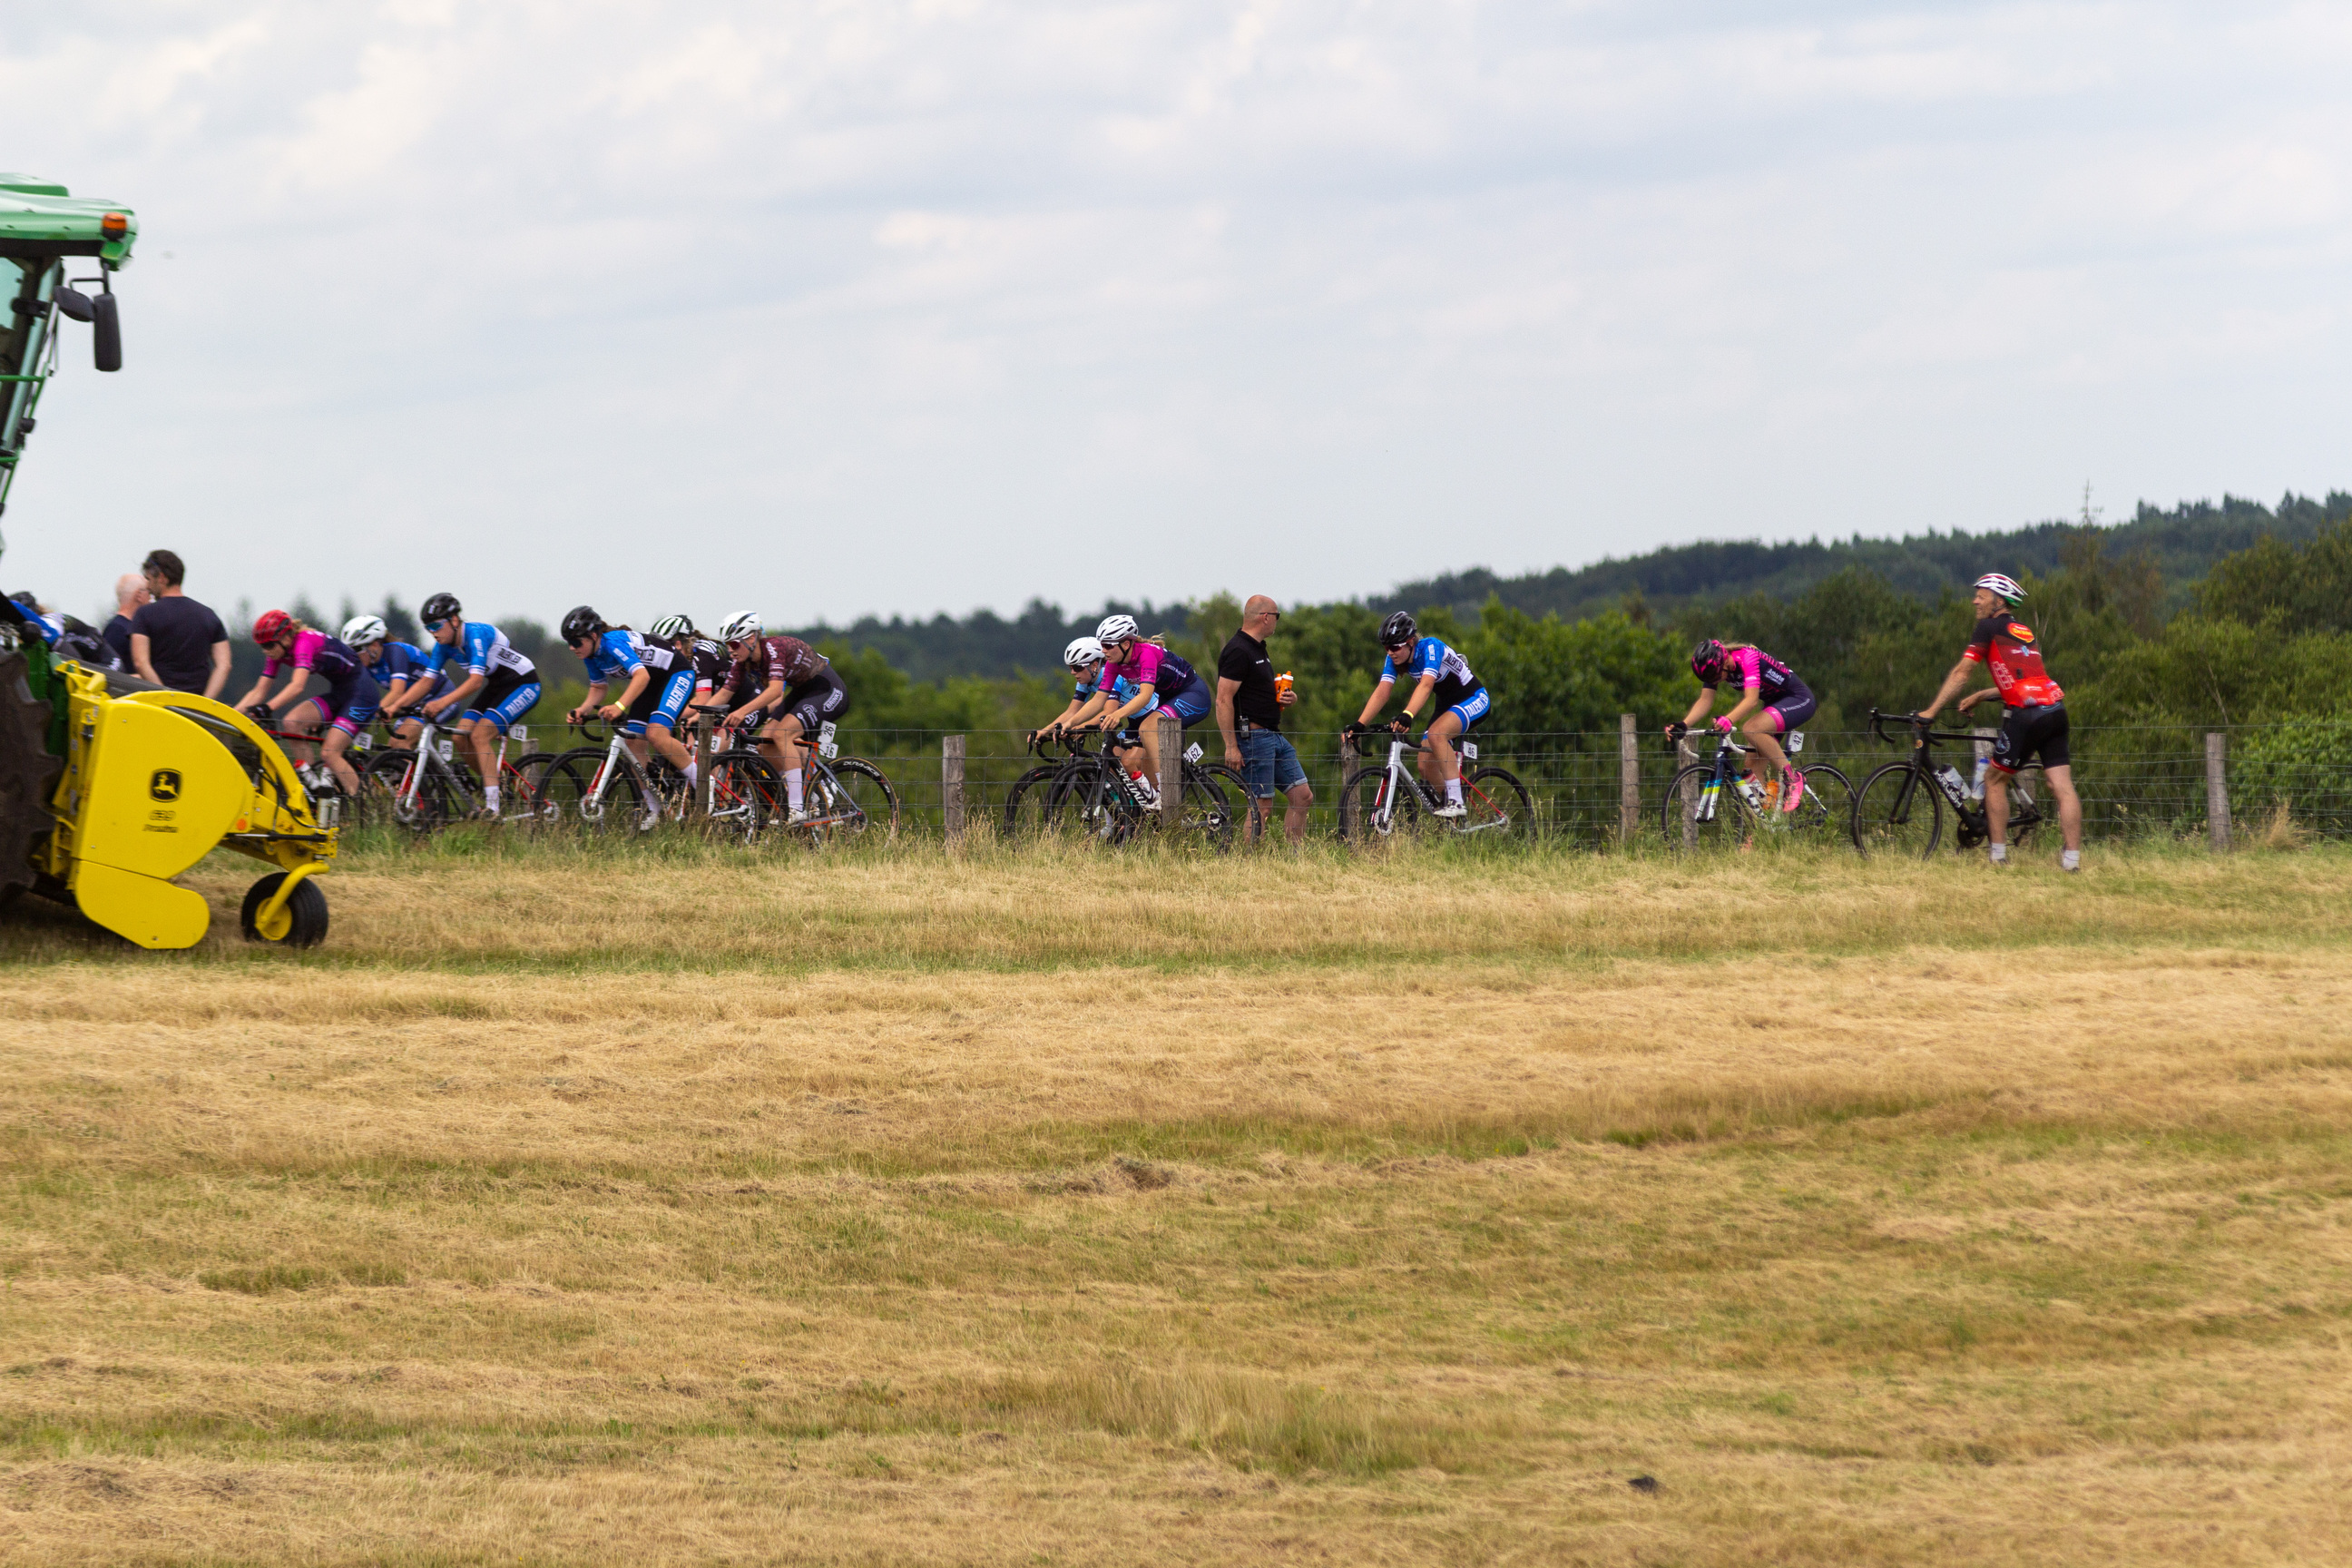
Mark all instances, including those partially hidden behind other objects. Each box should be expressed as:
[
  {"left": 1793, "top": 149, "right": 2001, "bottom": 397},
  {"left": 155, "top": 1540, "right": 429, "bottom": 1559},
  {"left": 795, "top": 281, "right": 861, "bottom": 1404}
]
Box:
[
  {"left": 1669, "top": 641, "right": 1817, "bottom": 813},
  {"left": 232, "top": 609, "right": 380, "bottom": 795}
]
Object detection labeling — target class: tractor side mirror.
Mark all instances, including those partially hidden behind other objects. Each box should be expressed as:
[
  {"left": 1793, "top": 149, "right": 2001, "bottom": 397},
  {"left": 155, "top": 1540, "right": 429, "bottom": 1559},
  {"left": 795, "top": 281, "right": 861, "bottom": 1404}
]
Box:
[
  {"left": 91, "top": 292, "right": 121, "bottom": 372},
  {"left": 53, "top": 287, "right": 93, "bottom": 323}
]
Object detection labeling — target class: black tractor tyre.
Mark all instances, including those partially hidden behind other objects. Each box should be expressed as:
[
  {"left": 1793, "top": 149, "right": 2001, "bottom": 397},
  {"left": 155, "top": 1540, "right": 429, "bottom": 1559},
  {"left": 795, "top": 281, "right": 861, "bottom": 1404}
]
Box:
[
  {"left": 0, "top": 646, "right": 64, "bottom": 906},
  {"left": 240, "top": 872, "right": 330, "bottom": 947}
]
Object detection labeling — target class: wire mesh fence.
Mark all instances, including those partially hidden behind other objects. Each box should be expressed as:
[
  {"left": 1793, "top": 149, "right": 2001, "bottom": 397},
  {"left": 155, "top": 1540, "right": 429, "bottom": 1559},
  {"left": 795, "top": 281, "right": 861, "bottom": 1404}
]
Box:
[{"left": 490, "top": 716, "right": 2351, "bottom": 847}]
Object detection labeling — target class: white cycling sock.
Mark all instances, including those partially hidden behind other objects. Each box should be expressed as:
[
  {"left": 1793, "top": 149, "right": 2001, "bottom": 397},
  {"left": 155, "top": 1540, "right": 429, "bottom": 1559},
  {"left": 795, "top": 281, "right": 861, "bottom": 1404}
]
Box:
[
  {"left": 784, "top": 769, "right": 804, "bottom": 811},
  {"left": 1445, "top": 778, "right": 1463, "bottom": 805},
  {"left": 1987, "top": 842, "right": 2006, "bottom": 864},
  {"left": 484, "top": 784, "right": 501, "bottom": 812},
  {"left": 681, "top": 761, "right": 698, "bottom": 789},
  {"left": 2061, "top": 848, "right": 2081, "bottom": 871}
]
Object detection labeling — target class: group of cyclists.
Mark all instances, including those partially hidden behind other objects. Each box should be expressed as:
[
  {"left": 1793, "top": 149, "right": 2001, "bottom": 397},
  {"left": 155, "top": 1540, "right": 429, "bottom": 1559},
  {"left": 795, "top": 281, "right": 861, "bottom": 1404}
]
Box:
[
  {"left": 193, "top": 564, "right": 2082, "bottom": 864},
  {"left": 223, "top": 595, "right": 849, "bottom": 824}
]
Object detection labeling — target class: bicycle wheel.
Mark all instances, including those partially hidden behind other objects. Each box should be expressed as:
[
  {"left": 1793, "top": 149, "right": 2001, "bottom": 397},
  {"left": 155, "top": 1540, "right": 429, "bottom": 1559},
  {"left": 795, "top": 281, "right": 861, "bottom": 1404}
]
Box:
[
  {"left": 365, "top": 748, "right": 454, "bottom": 829},
  {"left": 1050, "top": 759, "right": 1135, "bottom": 843},
  {"left": 1657, "top": 764, "right": 1752, "bottom": 850},
  {"left": 352, "top": 749, "right": 416, "bottom": 828},
  {"left": 705, "top": 748, "right": 780, "bottom": 846},
  {"left": 1852, "top": 761, "right": 1943, "bottom": 859},
  {"left": 1191, "top": 762, "right": 1267, "bottom": 843},
  {"left": 505, "top": 753, "right": 565, "bottom": 827},
  {"left": 806, "top": 758, "right": 899, "bottom": 841},
  {"left": 1171, "top": 767, "right": 1236, "bottom": 850},
  {"left": 1459, "top": 766, "right": 1534, "bottom": 839},
  {"left": 1003, "top": 764, "right": 1067, "bottom": 839},
  {"left": 1786, "top": 764, "right": 1855, "bottom": 846},
  {"left": 547, "top": 746, "right": 656, "bottom": 834},
  {"left": 1340, "top": 766, "right": 1419, "bottom": 841}
]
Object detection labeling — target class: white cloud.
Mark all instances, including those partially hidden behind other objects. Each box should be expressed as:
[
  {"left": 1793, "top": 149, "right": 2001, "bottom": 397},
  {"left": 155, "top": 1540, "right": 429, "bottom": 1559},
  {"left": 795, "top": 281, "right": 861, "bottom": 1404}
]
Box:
[{"left": 4, "top": 0, "right": 2350, "bottom": 626}]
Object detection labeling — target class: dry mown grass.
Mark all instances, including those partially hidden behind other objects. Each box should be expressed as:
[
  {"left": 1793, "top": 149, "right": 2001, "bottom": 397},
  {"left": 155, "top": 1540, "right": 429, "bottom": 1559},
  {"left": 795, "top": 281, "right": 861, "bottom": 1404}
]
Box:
[{"left": 3, "top": 842, "right": 2350, "bottom": 1563}]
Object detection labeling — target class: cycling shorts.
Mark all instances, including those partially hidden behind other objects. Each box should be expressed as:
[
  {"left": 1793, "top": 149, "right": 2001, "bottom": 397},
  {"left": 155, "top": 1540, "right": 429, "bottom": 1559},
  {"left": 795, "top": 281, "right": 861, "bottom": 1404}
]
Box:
[
  {"left": 627, "top": 667, "right": 698, "bottom": 737},
  {"left": 1990, "top": 703, "right": 2069, "bottom": 775},
  {"left": 1442, "top": 685, "right": 1492, "bottom": 732},
  {"left": 465, "top": 667, "right": 542, "bottom": 734},
  {"left": 753, "top": 668, "right": 849, "bottom": 738},
  {"left": 1760, "top": 681, "right": 1817, "bottom": 734},
  {"left": 1134, "top": 678, "right": 1214, "bottom": 729},
  {"left": 299, "top": 671, "right": 383, "bottom": 736}
]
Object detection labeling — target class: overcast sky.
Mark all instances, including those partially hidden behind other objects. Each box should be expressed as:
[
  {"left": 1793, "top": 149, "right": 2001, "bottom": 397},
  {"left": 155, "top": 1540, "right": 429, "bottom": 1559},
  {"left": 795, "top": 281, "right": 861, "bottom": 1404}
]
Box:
[{"left": 5, "top": 1, "right": 2348, "bottom": 629}]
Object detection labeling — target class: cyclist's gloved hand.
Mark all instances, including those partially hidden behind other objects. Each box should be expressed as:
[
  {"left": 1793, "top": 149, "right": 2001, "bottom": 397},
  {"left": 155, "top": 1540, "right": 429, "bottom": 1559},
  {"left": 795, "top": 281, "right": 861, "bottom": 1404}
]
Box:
[
  {"left": 1665, "top": 720, "right": 1687, "bottom": 741},
  {"left": 1712, "top": 716, "right": 1735, "bottom": 733}
]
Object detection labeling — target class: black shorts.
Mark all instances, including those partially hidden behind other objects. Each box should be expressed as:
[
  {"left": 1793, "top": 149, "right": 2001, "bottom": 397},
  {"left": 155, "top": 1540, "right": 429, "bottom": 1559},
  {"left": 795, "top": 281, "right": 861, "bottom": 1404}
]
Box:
[
  {"left": 759, "top": 669, "right": 849, "bottom": 738},
  {"left": 1990, "top": 703, "right": 2068, "bottom": 774}
]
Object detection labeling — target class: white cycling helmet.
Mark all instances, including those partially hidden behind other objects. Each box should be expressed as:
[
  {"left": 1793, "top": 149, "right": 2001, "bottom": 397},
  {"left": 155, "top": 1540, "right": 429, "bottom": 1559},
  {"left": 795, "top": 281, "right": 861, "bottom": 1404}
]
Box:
[
  {"left": 1975, "top": 573, "right": 2025, "bottom": 604},
  {"left": 1095, "top": 613, "right": 1139, "bottom": 644},
  {"left": 647, "top": 613, "right": 694, "bottom": 642},
  {"left": 339, "top": 613, "right": 388, "bottom": 650},
  {"left": 1063, "top": 636, "right": 1104, "bottom": 670},
  {"left": 716, "top": 610, "right": 763, "bottom": 644}
]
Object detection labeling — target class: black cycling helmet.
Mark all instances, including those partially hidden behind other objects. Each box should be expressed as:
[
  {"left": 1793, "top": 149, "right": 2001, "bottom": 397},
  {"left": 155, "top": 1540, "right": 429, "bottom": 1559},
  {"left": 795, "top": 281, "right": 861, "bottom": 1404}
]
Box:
[
  {"left": 1379, "top": 611, "right": 1416, "bottom": 647},
  {"left": 560, "top": 605, "right": 603, "bottom": 644},
  {"left": 1690, "top": 638, "right": 1727, "bottom": 682},
  {"left": 419, "top": 591, "right": 462, "bottom": 625}
]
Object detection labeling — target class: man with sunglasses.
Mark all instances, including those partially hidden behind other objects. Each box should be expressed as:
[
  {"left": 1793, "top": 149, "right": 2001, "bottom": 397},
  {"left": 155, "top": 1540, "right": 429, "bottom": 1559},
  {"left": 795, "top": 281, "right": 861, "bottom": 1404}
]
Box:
[
  {"left": 1216, "top": 595, "right": 1311, "bottom": 844},
  {"left": 1348, "top": 611, "right": 1488, "bottom": 818},
  {"left": 416, "top": 592, "right": 543, "bottom": 818}
]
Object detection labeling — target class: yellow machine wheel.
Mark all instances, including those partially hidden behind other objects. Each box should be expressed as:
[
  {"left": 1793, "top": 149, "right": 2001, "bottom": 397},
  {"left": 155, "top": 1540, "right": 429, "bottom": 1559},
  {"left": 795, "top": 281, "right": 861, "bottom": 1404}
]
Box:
[{"left": 240, "top": 871, "right": 329, "bottom": 947}]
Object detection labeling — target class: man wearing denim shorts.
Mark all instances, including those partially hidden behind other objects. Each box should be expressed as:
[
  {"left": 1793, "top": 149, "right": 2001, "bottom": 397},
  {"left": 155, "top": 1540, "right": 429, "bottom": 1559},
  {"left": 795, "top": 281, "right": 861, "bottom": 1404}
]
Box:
[{"left": 1217, "top": 595, "right": 1312, "bottom": 844}]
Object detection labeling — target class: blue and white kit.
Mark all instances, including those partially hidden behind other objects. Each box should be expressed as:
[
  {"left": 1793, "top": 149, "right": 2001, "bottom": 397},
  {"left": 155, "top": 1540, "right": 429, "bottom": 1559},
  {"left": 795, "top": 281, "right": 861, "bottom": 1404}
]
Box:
[{"left": 1377, "top": 636, "right": 1489, "bottom": 730}]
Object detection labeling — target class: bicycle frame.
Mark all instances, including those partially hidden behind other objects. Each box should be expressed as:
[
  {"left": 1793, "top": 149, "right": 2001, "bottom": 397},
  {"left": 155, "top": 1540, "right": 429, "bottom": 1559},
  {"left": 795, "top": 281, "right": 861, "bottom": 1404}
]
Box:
[
  {"left": 387, "top": 716, "right": 515, "bottom": 819},
  {"left": 1359, "top": 732, "right": 1497, "bottom": 834}
]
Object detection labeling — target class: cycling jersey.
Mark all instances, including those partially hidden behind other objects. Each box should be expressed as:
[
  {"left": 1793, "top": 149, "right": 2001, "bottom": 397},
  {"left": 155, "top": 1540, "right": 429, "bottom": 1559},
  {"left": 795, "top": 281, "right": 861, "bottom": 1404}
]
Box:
[
  {"left": 1377, "top": 636, "right": 1482, "bottom": 712},
  {"left": 1074, "top": 671, "right": 1139, "bottom": 705},
  {"left": 681, "top": 637, "right": 730, "bottom": 695},
  {"left": 1101, "top": 642, "right": 1206, "bottom": 703},
  {"left": 1705, "top": 646, "right": 1802, "bottom": 700},
  {"left": 428, "top": 621, "right": 538, "bottom": 681},
  {"left": 726, "top": 634, "right": 828, "bottom": 695},
  {"left": 1964, "top": 614, "right": 2064, "bottom": 708},
  {"left": 368, "top": 639, "right": 439, "bottom": 691},
  {"left": 262, "top": 629, "right": 364, "bottom": 690}
]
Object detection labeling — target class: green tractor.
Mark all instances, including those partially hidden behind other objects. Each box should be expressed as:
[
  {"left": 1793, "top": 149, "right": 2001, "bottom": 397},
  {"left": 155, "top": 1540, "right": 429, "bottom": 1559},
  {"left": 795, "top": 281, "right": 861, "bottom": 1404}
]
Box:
[{"left": 2, "top": 174, "right": 339, "bottom": 949}]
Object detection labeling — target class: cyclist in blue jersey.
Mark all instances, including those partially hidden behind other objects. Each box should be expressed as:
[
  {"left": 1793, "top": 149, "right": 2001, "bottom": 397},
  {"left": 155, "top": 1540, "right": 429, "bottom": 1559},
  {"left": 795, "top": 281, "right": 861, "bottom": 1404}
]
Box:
[
  {"left": 416, "top": 591, "right": 542, "bottom": 818},
  {"left": 1073, "top": 615, "right": 1214, "bottom": 801},
  {"left": 1349, "top": 612, "right": 1488, "bottom": 818},
  {"left": 560, "top": 606, "right": 697, "bottom": 792},
  {"left": 1033, "top": 636, "right": 1138, "bottom": 740},
  {"left": 342, "top": 614, "right": 447, "bottom": 747}
]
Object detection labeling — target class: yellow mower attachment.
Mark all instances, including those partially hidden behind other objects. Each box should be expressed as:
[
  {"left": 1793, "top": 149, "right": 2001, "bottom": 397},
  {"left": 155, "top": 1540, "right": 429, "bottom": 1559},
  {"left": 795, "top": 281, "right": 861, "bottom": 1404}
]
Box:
[{"left": 38, "top": 662, "right": 337, "bottom": 948}]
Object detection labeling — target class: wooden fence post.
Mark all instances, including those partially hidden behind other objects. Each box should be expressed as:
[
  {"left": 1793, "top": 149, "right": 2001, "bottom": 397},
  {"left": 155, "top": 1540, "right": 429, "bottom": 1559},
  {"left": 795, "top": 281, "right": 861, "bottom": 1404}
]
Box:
[
  {"left": 691, "top": 712, "right": 715, "bottom": 819},
  {"left": 1677, "top": 734, "right": 1698, "bottom": 848},
  {"left": 1157, "top": 710, "right": 1183, "bottom": 828},
  {"left": 1619, "top": 714, "right": 1640, "bottom": 843},
  {"left": 1339, "top": 730, "right": 1358, "bottom": 841},
  {"left": 942, "top": 734, "right": 966, "bottom": 845},
  {"left": 2207, "top": 730, "right": 2230, "bottom": 852}
]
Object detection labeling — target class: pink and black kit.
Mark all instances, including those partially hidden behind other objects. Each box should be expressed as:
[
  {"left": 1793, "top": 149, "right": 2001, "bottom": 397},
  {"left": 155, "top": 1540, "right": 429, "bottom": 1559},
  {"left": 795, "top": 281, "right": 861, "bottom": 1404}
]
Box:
[
  {"left": 1703, "top": 647, "right": 1816, "bottom": 733},
  {"left": 264, "top": 630, "right": 381, "bottom": 735}
]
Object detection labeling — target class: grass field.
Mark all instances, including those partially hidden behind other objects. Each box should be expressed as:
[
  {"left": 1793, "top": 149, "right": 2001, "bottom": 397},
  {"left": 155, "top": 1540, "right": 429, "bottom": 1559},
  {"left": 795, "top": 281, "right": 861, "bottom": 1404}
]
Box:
[{"left": 5, "top": 833, "right": 2350, "bottom": 1564}]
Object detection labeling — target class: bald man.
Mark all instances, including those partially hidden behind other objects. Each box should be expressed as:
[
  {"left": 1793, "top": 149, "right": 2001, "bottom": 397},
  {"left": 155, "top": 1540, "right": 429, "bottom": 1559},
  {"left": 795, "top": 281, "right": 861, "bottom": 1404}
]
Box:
[
  {"left": 1217, "top": 594, "right": 1312, "bottom": 844},
  {"left": 101, "top": 571, "right": 151, "bottom": 670}
]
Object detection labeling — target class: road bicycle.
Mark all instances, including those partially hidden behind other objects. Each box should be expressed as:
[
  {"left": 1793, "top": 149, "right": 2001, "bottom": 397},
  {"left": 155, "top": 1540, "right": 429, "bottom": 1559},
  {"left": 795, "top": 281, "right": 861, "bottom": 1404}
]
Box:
[
  {"left": 1850, "top": 707, "right": 2042, "bottom": 859},
  {"left": 357, "top": 714, "right": 558, "bottom": 830},
  {"left": 698, "top": 716, "right": 900, "bottom": 847},
  {"left": 1338, "top": 727, "right": 1533, "bottom": 842},
  {"left": 1044, "top": 727, "right": 1240, "bottom": 848},
  {"left": 1656, "top": 723, "right": 1853, "bottom": 849},
  {"left": 540, "top": 718, "right": 685, "bottom": 835},
  {"left": 1003, "top": 729, "right": 1099, "bottom": 838}
]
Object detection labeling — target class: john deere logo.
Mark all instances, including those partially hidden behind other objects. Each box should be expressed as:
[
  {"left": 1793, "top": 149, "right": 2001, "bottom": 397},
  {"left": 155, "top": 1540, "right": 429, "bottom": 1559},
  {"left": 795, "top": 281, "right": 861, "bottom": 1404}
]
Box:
[{"left": 149, "top": 769, "right": 181, "bottom": 802}]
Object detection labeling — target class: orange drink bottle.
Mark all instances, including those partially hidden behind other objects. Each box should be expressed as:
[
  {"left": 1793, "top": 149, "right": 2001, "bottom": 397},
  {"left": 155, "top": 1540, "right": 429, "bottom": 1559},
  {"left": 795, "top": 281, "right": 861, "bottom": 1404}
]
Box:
[{"left": 1275, "top": 671, "right": 1294, "bottom": 700}]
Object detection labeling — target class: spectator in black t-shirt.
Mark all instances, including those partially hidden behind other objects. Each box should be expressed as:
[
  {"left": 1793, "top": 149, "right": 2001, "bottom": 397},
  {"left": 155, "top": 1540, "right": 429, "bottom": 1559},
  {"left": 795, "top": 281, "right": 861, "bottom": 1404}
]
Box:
[
  {"left": 1216, "top": 594, "right": 1311, "bottom": 844},
  {"left": 127, "top": 549, "right": 230, "bottom": 698},
  {"left": 101, "top": 571, "right": 150, "bottom": 668}
]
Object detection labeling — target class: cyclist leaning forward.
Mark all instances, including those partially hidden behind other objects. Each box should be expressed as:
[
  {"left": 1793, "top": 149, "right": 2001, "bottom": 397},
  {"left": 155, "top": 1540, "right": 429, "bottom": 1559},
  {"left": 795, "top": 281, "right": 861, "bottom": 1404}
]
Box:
[
  {"left": 693, "top": 612, "right": 848, "bottom": 824},
  {"left": 340, "top": 614, "right": 450, "bottom": 748},
  {"left": 1349, "top": 612, "right": 1488, "bottom": 818},
  {"left": 1671, "top": 640, "right": 1815, "bottom": 813},
  {"left": 416, "top": 592, "right": 544, "bottom": 818},
  {"left": 1914, "top": 573, "right": 2083, "bottom": 872},
  {"left": 234, "top": 609, "right": 380, "bottom": 796},
  {"left": 1073, "top": 614, "right": 1214, "bottom": 801},
  {"left": 561, "top": 605, "right": 699, "bottom": 796}
]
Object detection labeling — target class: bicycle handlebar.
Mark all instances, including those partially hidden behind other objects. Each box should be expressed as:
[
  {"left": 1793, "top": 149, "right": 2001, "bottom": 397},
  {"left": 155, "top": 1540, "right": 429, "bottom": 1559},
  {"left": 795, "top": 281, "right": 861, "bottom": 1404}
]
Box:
[{"left": 1866, "top": 707, "right": 1976, "bottom": 747}]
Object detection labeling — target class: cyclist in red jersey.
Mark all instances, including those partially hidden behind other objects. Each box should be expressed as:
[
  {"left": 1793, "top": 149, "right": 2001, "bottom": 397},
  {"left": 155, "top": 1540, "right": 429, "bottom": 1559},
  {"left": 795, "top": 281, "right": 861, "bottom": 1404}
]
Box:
[
  {"left": 690, "top": 611, "right": 848, "bottom": 823},
  {"left": 1913, "top": 573, "right": 2083, "bottom": 871}
]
